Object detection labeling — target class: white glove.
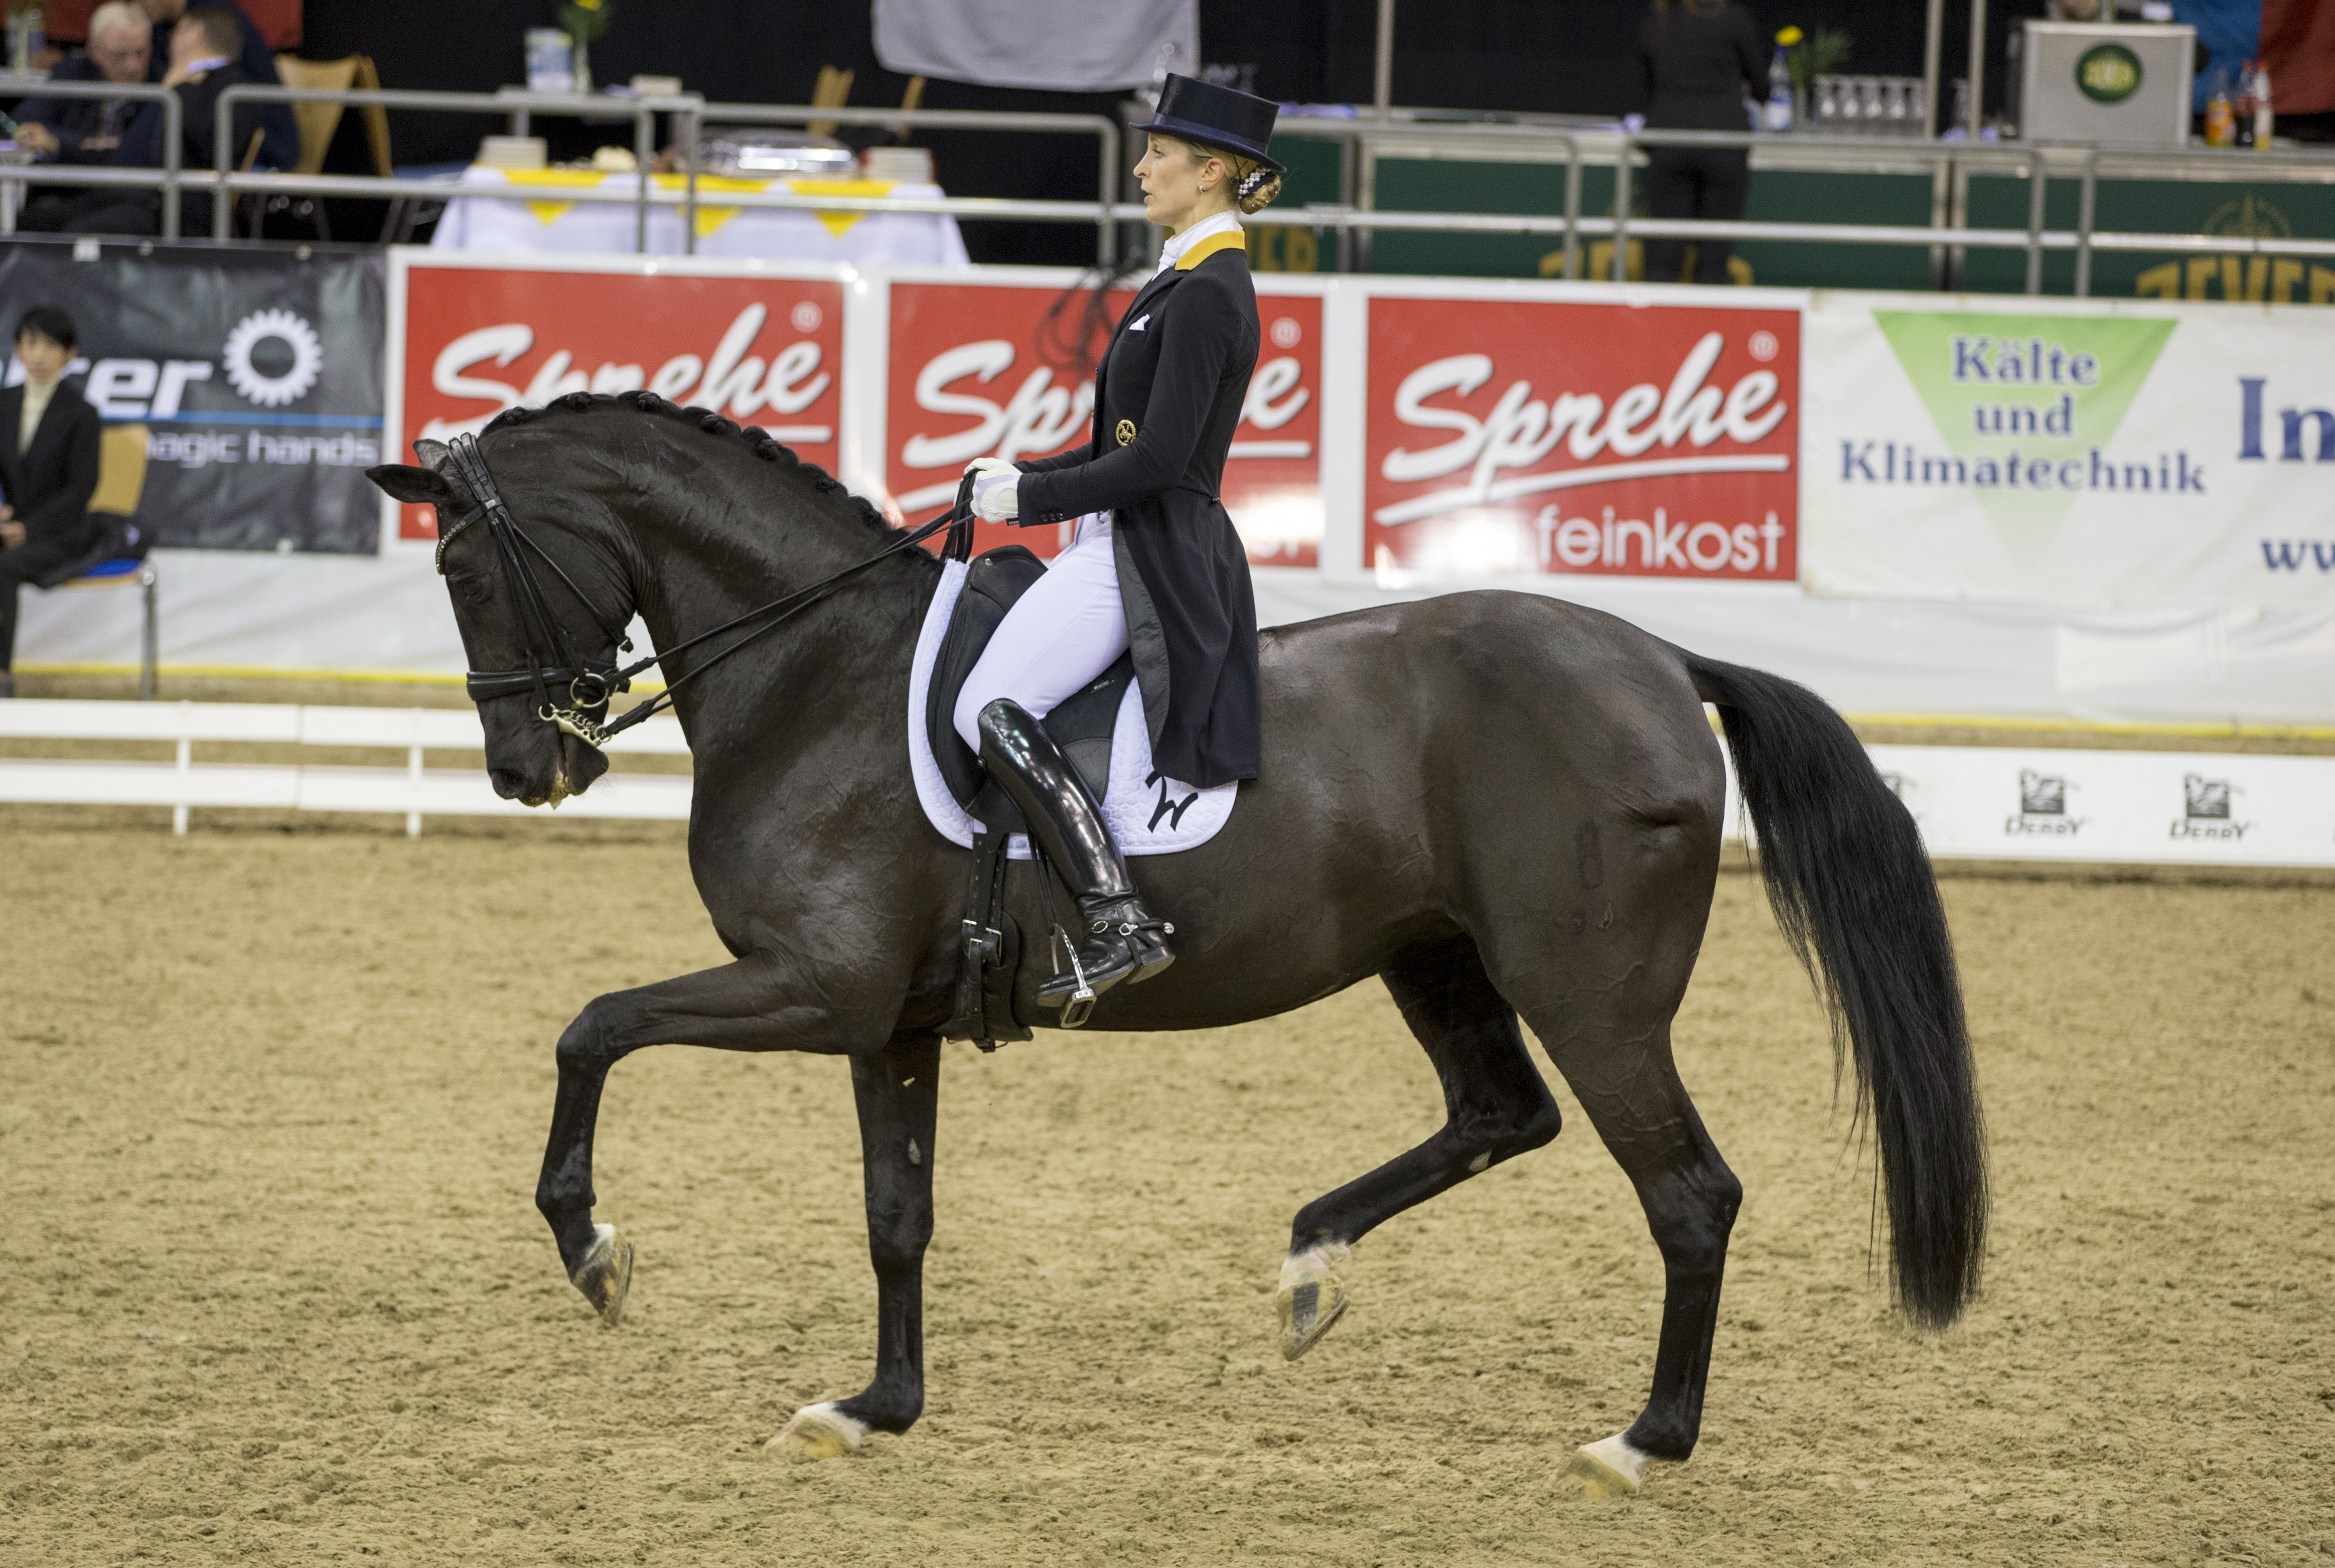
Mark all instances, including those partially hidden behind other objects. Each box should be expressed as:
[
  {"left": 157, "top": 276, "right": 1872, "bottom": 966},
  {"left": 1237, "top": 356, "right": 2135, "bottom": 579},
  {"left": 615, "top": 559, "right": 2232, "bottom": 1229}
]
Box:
[
  {"left": 964, "top": 456, "right": 1016, "bottom": 479},
  {"left": 971, "top": 466, "right": 1021, "bottom": 523}
]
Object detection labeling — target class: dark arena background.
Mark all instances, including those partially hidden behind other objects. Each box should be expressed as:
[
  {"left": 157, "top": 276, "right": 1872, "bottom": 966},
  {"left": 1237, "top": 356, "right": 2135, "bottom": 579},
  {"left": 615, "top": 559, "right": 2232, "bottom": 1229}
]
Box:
[{"left": 5, "top": 0, "right": 2333, "bottom": 1561}]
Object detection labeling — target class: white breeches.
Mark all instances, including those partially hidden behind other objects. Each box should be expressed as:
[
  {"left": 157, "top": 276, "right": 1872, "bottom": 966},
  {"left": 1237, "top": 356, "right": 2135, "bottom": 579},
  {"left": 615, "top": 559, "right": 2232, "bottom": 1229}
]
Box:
[{"left": 952, "top": 512, "right": 1129, "bottom": 753}]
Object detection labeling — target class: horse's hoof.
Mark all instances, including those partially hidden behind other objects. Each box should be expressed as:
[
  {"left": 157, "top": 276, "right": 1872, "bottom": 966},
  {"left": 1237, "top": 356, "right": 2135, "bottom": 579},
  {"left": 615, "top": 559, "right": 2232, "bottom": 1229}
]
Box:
[
  {"left": 770, "top": 1402, "right": 869, "bottom": 1461},
  {"left": 1274, "top": 1240, "right": 1352, "bottom": 1361},
  {"left": 568, "top": 1222, "right": 634, "bottom": 1328},
  {"left": 1557, "top": 1435, "right": 1654, "bottom": 1499}
]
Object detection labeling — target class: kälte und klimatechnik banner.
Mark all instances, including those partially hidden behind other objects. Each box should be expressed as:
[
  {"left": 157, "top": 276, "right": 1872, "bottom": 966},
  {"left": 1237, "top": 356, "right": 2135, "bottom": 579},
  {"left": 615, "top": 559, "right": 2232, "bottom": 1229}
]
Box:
[{"left": 1800, "top": 291, "right": 2334, "bottom": 608}]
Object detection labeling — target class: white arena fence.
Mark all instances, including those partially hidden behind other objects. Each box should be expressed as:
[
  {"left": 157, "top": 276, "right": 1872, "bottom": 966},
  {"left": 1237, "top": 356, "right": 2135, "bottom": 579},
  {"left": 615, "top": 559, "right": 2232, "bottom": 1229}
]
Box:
[
  {"left": 0, "top": 699, "right": 688, "bottom": 835},
  {"left": 1, "top": 701, "right": 2329, "bottom": 869}
]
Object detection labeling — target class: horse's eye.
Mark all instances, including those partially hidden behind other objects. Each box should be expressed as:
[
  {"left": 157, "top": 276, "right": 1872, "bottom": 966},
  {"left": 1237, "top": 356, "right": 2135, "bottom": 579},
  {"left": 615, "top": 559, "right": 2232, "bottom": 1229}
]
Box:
[{"left": 450, "top": 572, "right": 494, "bottom": 608}]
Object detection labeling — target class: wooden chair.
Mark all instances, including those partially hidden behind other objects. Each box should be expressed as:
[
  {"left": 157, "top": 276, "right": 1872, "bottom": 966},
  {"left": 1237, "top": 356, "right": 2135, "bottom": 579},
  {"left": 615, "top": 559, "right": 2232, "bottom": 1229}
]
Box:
[
  {"left": 257, "top": 54, "right": 394, "bottom": 241},
  {"left": 45, "top": 423, "right": 159, "bottom": 700},
  {"left": 807, "top": 64, "right": 853, "bottom": 140}
]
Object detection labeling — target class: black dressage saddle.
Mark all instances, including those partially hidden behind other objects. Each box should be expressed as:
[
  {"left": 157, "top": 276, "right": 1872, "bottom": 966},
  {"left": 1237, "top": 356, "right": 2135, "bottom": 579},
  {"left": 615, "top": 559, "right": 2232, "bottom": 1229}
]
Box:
[{"left": 925, "top": 543, "right": 1136, "bottom": 828}]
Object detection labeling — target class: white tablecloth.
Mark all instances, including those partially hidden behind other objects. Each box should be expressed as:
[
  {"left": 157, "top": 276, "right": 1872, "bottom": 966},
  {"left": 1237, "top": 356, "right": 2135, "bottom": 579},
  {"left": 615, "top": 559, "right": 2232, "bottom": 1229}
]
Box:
[{"left": 428, "top": 166, "right": 969, "bottom": 264}]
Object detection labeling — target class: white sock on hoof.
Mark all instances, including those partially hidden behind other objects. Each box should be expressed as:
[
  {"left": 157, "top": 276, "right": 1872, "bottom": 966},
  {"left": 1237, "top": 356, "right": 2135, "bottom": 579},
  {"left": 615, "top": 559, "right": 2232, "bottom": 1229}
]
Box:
[
  {"left": 788, "top": 1402, "right": 868, "bottom": 1448},
  {"left": 1578, "top": 1432, "right": 1656, "bottom": 1489},
  {"left": 1278, "top": 1239, "right": 1351, "bottom": 1289}
]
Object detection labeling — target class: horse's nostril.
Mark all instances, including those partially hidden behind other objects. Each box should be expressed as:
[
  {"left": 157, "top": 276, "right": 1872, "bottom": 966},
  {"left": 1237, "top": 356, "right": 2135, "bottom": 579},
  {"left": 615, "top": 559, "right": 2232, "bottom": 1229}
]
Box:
[{"left": 488, "top": 769, "right": 529, "bottom": 800}]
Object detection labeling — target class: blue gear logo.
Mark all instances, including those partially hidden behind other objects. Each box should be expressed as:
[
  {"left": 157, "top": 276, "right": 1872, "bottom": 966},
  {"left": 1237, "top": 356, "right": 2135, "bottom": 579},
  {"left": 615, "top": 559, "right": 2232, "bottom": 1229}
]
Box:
[{"left": 222, "top": 308, "right": 323, "bottom": 407}]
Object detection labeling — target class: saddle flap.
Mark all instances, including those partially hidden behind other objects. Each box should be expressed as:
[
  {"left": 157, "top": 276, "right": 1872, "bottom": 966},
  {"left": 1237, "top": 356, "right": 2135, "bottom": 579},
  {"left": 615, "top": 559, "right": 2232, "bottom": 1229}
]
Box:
[
  {"left": 1043, "top": 650, "right": 1135, "bottom": 799},
  {"left": 926, "top": 545, "right": 1133, "bottom": 815},
  {"left": 928, "top": 546, "right": 1047, "bottom": 811}
]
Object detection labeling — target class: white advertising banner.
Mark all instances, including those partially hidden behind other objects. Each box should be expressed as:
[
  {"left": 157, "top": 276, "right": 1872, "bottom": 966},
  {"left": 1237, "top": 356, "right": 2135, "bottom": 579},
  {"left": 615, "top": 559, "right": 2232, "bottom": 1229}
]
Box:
[
  {"left": 25, "top": 257, "right": 2335, "bottom": 747},
  {"left": 1801, "top": 291, "right": 2335, "bottom": 608},
  {"left": 1858, "top": 744, "right": 2335, "bottom": 869}
]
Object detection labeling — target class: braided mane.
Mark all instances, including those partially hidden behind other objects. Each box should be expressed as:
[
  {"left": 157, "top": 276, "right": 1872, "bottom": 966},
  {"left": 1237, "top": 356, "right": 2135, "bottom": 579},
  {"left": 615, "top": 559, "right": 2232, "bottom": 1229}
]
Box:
[{"left": 483, "top": 389, "right": 907, "bottom": 552}]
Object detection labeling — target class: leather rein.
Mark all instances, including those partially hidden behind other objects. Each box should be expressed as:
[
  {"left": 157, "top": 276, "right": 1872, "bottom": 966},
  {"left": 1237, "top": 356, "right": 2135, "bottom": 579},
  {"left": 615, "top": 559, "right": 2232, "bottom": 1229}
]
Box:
[{"left": 436, "top": 433, "right": 974, "bottom": 749}]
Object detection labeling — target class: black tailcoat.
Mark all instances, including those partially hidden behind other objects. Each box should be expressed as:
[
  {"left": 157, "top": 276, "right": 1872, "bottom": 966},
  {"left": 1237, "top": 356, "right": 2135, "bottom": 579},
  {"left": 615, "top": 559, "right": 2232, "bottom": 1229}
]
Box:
[
  {"left": 1016, "top": 235, "right": 1262, "bottom": 788},
  {"left": 0, "top": 379, "right": 105, "bottom": 566}
]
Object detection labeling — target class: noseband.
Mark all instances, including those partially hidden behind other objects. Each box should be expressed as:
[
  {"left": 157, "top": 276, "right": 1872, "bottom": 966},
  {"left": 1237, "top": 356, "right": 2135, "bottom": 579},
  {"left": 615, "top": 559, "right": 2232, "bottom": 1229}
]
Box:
[{"left": 437, "top": 432, "right": 970, "bottom": 748}]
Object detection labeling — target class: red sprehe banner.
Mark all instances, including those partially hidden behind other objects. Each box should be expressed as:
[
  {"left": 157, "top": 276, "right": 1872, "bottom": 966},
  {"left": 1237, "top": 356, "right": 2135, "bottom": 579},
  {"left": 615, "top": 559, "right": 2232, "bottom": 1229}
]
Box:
[
  {"left": 1364, "top": 294, "right": 1801, "bottom": 581},
  {"left": 885, "top": 277, "right": 1324, "bottom": 567},
  {"left": 390, "top": 259, "right": 845, "bottom": 542}
]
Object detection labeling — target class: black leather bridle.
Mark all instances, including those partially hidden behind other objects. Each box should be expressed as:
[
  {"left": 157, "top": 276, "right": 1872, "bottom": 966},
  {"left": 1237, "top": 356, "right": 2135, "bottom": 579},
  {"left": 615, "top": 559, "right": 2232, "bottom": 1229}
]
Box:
[{"left": 436, "top": 432, "right": 973, "bottom": 748}]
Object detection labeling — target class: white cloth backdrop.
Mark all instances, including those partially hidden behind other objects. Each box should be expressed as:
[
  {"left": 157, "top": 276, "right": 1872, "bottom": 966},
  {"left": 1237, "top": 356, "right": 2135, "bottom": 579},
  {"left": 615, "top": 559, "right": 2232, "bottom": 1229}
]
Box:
[
  {"left": 430, "top": 169, "right": 968, "bottom": 266},
  {"left": 872, "top": 0, "right": 1199, "bottom": 92}
]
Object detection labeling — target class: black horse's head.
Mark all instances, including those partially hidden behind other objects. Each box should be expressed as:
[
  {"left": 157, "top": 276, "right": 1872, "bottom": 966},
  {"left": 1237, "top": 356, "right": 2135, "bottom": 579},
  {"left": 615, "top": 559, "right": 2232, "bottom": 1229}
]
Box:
[{"left": 367, "top": 429, "right": 632, "bottom": 808}]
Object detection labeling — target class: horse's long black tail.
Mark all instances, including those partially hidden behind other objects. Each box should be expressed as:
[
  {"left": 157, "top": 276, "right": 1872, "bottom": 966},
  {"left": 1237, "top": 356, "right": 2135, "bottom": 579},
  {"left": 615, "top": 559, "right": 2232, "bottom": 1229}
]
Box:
[{"left": 1684, "top": 650, "right": 1987, "bottom": 1329}]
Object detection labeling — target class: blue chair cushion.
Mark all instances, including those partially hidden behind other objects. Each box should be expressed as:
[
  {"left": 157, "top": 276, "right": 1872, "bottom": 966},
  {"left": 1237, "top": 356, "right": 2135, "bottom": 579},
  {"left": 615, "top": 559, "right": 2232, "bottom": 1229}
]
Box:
[{"left": 75, "top": 556, "right": 143, "bottom": 581}]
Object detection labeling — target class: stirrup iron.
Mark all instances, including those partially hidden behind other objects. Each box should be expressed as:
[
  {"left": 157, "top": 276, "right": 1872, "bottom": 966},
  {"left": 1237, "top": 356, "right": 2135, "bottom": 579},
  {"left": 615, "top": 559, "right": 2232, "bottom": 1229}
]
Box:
[{"left": 1054, "top": 926, "right": 1098, "bottom": 1029}]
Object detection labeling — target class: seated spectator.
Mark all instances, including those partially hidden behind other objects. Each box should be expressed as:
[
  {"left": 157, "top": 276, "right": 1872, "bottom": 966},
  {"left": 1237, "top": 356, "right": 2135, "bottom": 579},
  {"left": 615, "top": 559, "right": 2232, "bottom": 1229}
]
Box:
[
  {"left": 13, "top": 3, "right": 152, "bottom": 169},
  {"left": 0, "top": 308, "right": 104, "bottom": 701},
  {"left": 18, "top": 8, "right": 259, "bottom": 237},
  {"left": 135, "top": 0, "right": 297, "bottom": 171}
]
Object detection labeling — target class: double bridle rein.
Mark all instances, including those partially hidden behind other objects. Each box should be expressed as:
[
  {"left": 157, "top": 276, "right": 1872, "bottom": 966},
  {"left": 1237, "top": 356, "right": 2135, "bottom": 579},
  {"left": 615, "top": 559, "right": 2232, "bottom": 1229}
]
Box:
[{"left": 437, "top": 432, "right": 971, "bottom": 748}]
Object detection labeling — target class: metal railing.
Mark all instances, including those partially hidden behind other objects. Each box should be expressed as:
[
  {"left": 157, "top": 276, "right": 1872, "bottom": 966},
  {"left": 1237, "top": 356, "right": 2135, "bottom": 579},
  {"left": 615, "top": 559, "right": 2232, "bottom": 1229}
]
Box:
[
  {"left": 4, "top": 76, "right": 2332, "bottom": 295},
  {"left": 0, "top": 75, "right": 180, "bottom": 235},
  {"left": 672, "top": 100, "right": 1122, "bottom": 261},
  {"left": 200, "top": 84, "right": 1123, "bottom": 259},
  {"left": 1265, "top": 115, "right": 2335, "bottom": 293},
  {"left": 203, "top": 85, "right": 692, "bottom": 248}
]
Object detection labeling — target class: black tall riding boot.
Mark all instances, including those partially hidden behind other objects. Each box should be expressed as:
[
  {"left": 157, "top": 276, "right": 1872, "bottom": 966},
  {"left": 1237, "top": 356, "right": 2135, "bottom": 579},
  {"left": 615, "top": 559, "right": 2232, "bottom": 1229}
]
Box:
[{"left": 975, "top": 698, "right": 1174, "bottom": 1013}]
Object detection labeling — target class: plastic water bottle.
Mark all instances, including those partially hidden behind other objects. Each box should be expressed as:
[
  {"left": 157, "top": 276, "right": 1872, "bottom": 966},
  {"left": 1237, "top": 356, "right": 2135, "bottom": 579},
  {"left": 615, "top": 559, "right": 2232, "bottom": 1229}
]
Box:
[
  {"left": 6, "top": 8, "right": 42, "bottom": 74},
  {"left": 2253, "top": 63, "right": 2274, "bottom": 148},
  {"left": 2204, "top": 65, "right": 2234, "bottom": 148},
  {"left": 1765, "top": 47, "right": 1795, "bottom": 132}
]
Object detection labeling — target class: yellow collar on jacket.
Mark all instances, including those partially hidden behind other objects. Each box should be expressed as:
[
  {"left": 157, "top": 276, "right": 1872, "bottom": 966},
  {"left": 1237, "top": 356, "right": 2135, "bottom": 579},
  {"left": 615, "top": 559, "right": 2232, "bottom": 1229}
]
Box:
[{"left": 1175, "top": 228, "right": 1248, "bottom": 270}]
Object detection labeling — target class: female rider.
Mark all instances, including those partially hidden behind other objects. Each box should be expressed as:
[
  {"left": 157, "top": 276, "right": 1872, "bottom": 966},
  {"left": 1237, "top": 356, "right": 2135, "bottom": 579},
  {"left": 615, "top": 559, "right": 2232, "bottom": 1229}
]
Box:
[{"left": 952, "top": 74, "right": 1284, "bottom": 1012}]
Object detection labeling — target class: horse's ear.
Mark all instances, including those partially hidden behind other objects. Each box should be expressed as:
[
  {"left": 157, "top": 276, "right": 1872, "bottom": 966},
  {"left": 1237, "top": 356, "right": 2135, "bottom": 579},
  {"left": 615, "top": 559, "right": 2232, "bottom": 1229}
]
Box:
[
  {"left": 366, "top": 463, "right": 457, "bottom": 505},
  {"left": 412, "top": 438, "right": 451, "bottom": 472}
]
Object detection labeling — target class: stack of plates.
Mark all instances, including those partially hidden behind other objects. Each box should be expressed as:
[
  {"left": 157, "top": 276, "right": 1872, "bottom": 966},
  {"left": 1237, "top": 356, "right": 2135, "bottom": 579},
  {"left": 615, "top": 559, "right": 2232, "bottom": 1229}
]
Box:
[
  {"left": 698, "top": 129, "right": 856, "bottom": 178},
  {"left": 862, "top": 146, "right": 934, "bottom": 183},
  {"left": 478, "top": 135, "right": 547, "bottom": 171}
]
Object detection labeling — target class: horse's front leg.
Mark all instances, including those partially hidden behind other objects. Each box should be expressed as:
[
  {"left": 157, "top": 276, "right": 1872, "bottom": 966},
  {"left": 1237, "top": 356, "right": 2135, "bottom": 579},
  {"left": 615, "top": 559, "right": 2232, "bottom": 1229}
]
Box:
[
  {"left": 773, "top": 1033, "right": 942, "bottom": 1459},
  {"left": 534, "top": 952, "right": 887, "bottom": 1326}
]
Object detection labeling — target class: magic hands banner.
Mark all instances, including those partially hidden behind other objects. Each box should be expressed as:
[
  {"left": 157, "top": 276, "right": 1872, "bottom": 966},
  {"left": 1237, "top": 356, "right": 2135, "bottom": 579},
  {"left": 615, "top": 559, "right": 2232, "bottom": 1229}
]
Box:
[
  {"left": 0, "top": 239, "right": 384, "bottom": 554},
  {"left": 1800, "top": 292, "right": 2335, "bottom": 607}
]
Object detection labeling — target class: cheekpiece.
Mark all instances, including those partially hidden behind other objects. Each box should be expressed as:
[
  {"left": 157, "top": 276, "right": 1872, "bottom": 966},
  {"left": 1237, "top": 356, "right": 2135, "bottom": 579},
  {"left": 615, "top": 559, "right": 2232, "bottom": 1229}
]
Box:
[{"left": 1130, "top": 73, "right": 1285, "bottom": 174}]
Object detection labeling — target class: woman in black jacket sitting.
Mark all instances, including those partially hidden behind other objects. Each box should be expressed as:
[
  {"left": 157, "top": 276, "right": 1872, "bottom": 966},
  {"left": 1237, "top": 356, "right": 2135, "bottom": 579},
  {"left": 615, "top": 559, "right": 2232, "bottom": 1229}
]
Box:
[
  {"left": 1639, "top": 0, "right": 1768, "bottom": 286},
  {"left": 0, "top": 307, "right": 105, "bottom": 698}
]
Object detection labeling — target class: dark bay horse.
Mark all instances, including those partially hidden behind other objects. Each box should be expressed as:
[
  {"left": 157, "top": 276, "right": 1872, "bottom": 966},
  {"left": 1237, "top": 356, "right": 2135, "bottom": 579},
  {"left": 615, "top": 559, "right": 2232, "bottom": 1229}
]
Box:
[{"left": 368, "top": 391, "right": 1985, "bottom": 1496}]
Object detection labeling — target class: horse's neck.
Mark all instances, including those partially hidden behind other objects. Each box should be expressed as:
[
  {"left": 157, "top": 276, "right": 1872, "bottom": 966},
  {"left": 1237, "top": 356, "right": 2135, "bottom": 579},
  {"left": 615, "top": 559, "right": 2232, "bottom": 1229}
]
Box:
[{"left": 617, "top": 472, "right": 935, "bottom": 751}]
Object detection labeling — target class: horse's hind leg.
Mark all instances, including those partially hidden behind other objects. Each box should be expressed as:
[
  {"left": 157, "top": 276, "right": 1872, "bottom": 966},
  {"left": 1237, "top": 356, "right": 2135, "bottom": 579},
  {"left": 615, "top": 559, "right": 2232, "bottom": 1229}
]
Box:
[
  {"left": 1276, "top": 936, "right": 1561, "bottom": 1359},
  {"left": 1515, "top": 997, "right": 1741, "bottom": 1498},
  {"left": 774, "top": 1033, "right": 941, "bottom": 1459}
]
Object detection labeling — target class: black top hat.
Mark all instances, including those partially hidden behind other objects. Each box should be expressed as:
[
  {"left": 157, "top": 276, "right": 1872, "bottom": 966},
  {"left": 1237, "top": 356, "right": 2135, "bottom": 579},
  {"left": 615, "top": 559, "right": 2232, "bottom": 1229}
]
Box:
[{"left": 1130, "top": 73, "right": 1284, "bottom": 174}]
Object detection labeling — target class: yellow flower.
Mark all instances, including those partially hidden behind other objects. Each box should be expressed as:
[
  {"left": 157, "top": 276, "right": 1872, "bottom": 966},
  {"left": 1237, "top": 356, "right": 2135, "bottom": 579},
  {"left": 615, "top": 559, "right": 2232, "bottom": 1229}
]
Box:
[
  {"left": 1777, "top": 25, "right": 1803, "bottom": 45},
  {"left": 576, "top": 0, "right": 602, "bottom": 10}
]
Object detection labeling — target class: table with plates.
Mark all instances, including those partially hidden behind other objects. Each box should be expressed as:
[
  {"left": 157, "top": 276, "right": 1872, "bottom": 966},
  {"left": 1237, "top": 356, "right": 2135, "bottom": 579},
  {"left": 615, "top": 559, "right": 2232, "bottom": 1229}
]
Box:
[{"left": 427, "top": 165, "right": 969, "bottom": 264}]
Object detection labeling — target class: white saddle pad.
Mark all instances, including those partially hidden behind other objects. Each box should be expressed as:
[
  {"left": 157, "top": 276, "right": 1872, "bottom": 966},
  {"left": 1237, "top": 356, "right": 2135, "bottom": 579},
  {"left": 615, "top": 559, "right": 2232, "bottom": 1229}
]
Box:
[{"left": 908, "top": 557, "right": 1237, "bottom": 859}]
